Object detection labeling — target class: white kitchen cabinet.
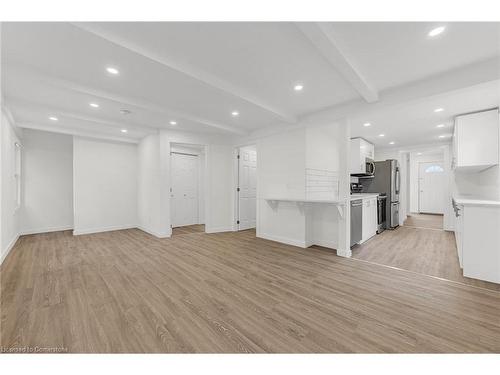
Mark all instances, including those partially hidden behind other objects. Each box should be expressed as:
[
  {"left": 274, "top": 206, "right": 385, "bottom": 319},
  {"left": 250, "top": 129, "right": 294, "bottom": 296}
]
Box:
[
  {"left": 453, "top": 197, "right": 500, "bottom": 283},
  {"left": 350, "top": 138, "right": 375, "bottom": 175},
  {"left": 361, "top": 197, "right": 377, "bottom": 243},
  {"left": 452, "top": 109, "right": 499, "bottom": 172}
]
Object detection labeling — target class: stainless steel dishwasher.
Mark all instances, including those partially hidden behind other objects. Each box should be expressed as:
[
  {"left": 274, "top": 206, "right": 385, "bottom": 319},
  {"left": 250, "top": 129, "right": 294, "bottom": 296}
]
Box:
[{"left": 350, "top": 199, "right": 363, "bottom": 247}]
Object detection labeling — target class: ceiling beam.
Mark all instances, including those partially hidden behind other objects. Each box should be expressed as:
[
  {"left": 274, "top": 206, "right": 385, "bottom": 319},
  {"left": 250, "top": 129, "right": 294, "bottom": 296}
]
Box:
[
  {"left": 6, "top": 64, "right": 248, "bottom": 136},
  {"left": 300, "top": 57, "right": 500, "bottom": 125},
  {"left": 6, "top": 97, "right": 159, "bottom": 134},
  {"left": 18, "top": 121, "right": 141, "bottom": 144},
  {"left": 296, "top": 22, "right": 379, "bottom": 103},
  {"left": 72, "top": 22, "right": 297, "bottom": 124},
  {"left": 249, "top": 58, "right": 500, "bottom": 140}
]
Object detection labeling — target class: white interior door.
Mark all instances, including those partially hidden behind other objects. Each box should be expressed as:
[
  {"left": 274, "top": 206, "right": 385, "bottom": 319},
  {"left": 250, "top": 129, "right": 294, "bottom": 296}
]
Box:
[
  {"left": 171, "top": 153, "right": 198, "bottom": 227},
  {"left": 418, "top": 161, "right": 445, "bottom": 214},
  {"left": 238, "top": 146, "right": 257, "bottom": 230}
]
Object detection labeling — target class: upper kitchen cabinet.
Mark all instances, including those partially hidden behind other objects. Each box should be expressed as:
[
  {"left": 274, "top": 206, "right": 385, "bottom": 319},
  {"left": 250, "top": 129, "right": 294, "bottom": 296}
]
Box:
[
  {"left": 452, "top": 109, "right": 499, "bottom": 172},
  {"left": 350, "top": 138, "right": 375, "bottom": 176}
]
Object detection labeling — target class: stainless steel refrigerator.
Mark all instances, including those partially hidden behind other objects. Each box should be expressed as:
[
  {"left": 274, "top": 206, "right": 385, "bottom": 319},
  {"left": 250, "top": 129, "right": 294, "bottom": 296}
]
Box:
[{"left": 359, "top": 159, "right": 401, "bottom": 229}]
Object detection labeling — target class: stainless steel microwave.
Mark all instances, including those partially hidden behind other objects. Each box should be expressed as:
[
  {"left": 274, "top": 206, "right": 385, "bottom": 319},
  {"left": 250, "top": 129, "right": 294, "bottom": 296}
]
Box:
[
  {"left": 365, "top": 160, "right": 375, "bottom": 175},
  {"left": 352, "top": 159, "right": 375, "bottom": 177}
]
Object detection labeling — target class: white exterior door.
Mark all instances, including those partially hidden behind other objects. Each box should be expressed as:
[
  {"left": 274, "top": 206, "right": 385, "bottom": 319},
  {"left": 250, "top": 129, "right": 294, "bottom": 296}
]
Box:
[
  {"left": 418, "top": 161, "right": 445, "bottom": 214},
  {"left": 171, "top": 153, "right": 199, "bottom": 227},
  {"left": 238, "top": 146, "right": 257, "bottom": 230}
]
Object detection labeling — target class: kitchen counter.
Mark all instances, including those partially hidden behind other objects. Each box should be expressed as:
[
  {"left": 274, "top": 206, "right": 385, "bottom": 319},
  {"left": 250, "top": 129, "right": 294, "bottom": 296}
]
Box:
[
  {"left": 265, "top": 197, "right": 346, "bottom": 204},
  {"left": 350, "top": 193, "right": 380, "bottom": 200},
  {"left": 453, "top": 196, "right": 500, "bottom": 207}
]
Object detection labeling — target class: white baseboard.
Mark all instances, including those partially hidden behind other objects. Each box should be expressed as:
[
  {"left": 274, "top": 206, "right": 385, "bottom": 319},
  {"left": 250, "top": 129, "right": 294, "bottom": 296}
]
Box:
[
  {"left": 310, "top": 239, "right": 337, "bottom": 250},
  {"left": 258, "top": 233, "right": 307, "bottom": 248},
  {"left": 137, "top": 226, "right": 171, "bottom": 238},
  {"left": 205, "top": 226, "right": 232, "bottom": 234},
  {"left": 73, "top": 224, "right": 138, "bottom": 236},
  {"left": 1, "top": 233, "right": 20, "bottom": 265},
  {"left": 20, "top": 225, "right": 73, "bottom": 236}
]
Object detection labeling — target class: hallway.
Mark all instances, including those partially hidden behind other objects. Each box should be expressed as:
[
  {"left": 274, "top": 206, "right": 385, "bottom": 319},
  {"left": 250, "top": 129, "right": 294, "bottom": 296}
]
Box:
[
  {"left": 351, "top": 223, "right": 500, "bottom": 292},
  {"left": 403, "top": 213, "right": 443, "bottom": 230}
]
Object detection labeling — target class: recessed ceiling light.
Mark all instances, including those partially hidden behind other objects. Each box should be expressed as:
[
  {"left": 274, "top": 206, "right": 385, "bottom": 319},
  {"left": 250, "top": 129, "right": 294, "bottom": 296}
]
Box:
[
  {"left": 89, "top": 103, "right": 99, "bottom": 108},
  {"left": 294, "top": 84, "right": 304, "bottom": 91},
  {"left": 434, "top": 108, "right": 444, "bottom": 113},
  {"left": 417, "top": 152, "right": 422, "bottom": 155},
  {"left": 428, "top": 26, "right": 446, "bottom": 37},
  {"left": 121, "top": 129, "right": 128, "bottom": 133},
  {"left": 436, "top": 124, "right": 445, "bottom": 128},
  {"left": 439, "top": 134, "right": 451, "bottom": 138},
  {"left": 49, "top": 116, "right": 58, "bottom": 121},
  {"left": 363, "top": 122, "right": 371, "bottom": 127},
  {"left": 106, "top": 67, "right": 119, "bottom": 75},
  {"left": 169, "top": 121, "right": 177, "bottom": 126},
  {"left": 120, "top": 109, "right": 131, "bottom": 115},
  {"left": 378, "top": 134, "right": 385, "bottom": 137},
  {"left": 389, "top": 141, "right": 395, "bottom": 145},
  {"left": 231, "top": 111, "right": 239, "bottom": 117}
]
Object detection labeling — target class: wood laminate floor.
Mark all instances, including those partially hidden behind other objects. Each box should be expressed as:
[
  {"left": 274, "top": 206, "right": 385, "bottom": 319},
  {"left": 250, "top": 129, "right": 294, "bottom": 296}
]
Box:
[
  {"left": 404, "top": 213, "right": 443, "bottom": 229},
  {"left": 351, "top": 225, "right": 500, "bottom": 291},
  {"left": 172, "top": 224, "right": 205, "bottom": 236},
  {"left": 1, "top": 228, "right": 500, "bottom": 353}
]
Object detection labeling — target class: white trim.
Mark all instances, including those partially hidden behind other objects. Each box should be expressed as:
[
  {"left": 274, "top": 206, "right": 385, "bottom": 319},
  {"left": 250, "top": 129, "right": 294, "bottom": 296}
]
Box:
[
  {"left": 312, "top": 239, "right": 338, "bottom": 249},
  {"left": 20, "top": 225, "right": 73, "bottom": 236},
  {"left": 137, "top": 226, "right": 171, "bottom": 238},
  {"left": 258, "top": 233, "right": 308, "bottom": 248},
  {"left": 1, "top": 234, "right": 20, "bottom": 265},
  {"left": 73, "top": 224, "right": 138, "bottom": 236}
]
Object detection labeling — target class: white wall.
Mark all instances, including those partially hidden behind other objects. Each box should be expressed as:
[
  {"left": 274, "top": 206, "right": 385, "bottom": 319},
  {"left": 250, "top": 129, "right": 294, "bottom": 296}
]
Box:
[
  {"left": 137, "top": 134, "right": 165, "bottom": 237},
  {"left": 137, "top": 130, "right": 235, "bottom": 237},
  {"left": 73, "top": 137, "right": 138, "bottom": 235},
  {"left": 478, "top": 112, "right": 500, "bottom": 200},
  {"left": 257, "top": 127, "right": 307, "bottom": 245},
  {"left": 205, "top": 144, "right": 234, "bottom": 232},
  {"left": 374, "top": 148, "right": 399, "bottom": 162},
  {"left": 1, "top": 109, "right": 22, "bottom": 263},
  {"left": 479, "top": 165, "right": 500, "bottom": 200},
  {"left": 451, "top": 114, "right": 500, "bottom": 216},
  {"left": 256, "top": 121, "right": 350, "bottom": 253},
  {"left": 20, "top": 129, "right": 73, "bottom": 234}
]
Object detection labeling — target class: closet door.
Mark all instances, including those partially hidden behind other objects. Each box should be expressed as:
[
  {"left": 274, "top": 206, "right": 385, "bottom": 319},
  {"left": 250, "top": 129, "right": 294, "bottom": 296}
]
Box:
[{"left": 171, "top": 153, "right": 199, "bottom": 227}]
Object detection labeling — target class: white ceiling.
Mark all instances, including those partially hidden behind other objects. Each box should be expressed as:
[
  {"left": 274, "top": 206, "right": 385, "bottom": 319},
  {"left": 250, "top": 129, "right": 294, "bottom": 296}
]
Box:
[
  {"left": 330, "top": 22, "right": 500, "bottom": 91},
  {"left": 1, "top": 22, "right": 499, "bottom": 144},
  {"left": 351, "top": 80, "right": 500, "bottom": 148}
]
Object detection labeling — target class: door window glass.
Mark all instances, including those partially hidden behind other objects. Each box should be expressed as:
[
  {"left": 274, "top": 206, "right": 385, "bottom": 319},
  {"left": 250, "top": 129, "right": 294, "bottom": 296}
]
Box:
[{"left": 425, "top": 165, "right": 444, "bottom": 173}]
